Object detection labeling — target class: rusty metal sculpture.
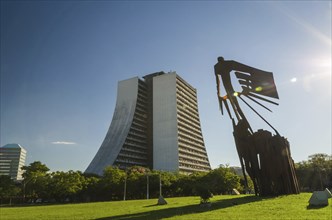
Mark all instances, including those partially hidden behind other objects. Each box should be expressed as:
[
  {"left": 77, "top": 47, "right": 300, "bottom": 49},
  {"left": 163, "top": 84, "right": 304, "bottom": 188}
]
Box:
[{"left": 214, "top": 57, "right": 299, "bottom": 196}]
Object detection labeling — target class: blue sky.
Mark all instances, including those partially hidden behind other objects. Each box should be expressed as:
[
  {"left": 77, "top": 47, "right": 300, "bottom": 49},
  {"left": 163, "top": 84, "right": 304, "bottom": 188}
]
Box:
[{"left": 1, "top": 1, "right": 331, "bottom": 171}]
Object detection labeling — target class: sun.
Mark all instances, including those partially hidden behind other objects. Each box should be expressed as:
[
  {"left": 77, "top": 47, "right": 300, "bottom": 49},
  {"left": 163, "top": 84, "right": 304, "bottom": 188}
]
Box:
[{"left": 315, "top": 57, "right": 331, "bottom": 69}]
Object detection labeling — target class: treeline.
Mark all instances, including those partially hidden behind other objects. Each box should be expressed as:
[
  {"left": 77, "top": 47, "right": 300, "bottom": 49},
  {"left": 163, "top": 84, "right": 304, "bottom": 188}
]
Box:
[
  {"left": 1, "top": 153, "right": 331, "bottom": 205},
  {"left": 295, "top": 153, "right": 332, "bottom": 191},
  {"left": 0, "top": 163, "right": 247, "bottom": 205}
]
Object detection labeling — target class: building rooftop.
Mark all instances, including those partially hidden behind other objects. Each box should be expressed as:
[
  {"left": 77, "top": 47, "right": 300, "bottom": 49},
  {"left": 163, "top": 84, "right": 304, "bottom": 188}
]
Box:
[{"left": 1, "top": 143, "right": 26, "bottom": 150}]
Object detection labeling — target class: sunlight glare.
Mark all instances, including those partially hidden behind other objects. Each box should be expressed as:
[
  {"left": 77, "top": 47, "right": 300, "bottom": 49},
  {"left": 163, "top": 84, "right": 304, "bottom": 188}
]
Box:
[
  {"left": 312, "top": 57, "right": 332, "bottom": 69},
  {"left": 255, "top": 86, "right": 263, "bottom": 92}
]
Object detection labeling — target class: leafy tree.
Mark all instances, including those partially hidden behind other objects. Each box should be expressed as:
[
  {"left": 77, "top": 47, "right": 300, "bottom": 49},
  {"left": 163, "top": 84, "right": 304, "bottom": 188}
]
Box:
[
  {"left": 296, "top": 153, "right": 332, "bottom": 191},
  {"left": 126, "top": 166, "right": 145, "bottom": 199},
  {"left": 79, "top": 174, "right": 101, "bottom": 202},
  {"left": 158, "top": 171, "right": 179, "bottom": 197},
  {"left": 21, "top": 161, "right": 50, "bottom": 202},
  {"left": 196, "top": 183, "right": 213, "bottom": 204},
  {"left": 165, "top": 171, "right": 216, "bottom": 198},
  {"left": 239, "top": 175, "right": 254, "bottom": 194},
  {"left": 145, "top": 171, "right": 161, "bottom": 198},
  {"left": 204, "top": 166, "right": 241, "bottom": 195},
  {"left": 48, "top": 170, "right": 86, "bottom": 202},
  {"left": 100, "top": 166, "right": 126, "bottom": 200},
  {"left": 22, "top": 161, "right": 50, "bottom": 178},
  {"left": 0, "top": 175, "right": 20, "bottom": 204}
]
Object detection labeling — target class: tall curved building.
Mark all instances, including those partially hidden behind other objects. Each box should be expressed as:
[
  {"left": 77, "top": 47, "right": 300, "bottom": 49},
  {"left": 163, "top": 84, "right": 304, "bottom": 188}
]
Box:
[{"left": 85, "top": 72, "right": 211, "bottom": 176}]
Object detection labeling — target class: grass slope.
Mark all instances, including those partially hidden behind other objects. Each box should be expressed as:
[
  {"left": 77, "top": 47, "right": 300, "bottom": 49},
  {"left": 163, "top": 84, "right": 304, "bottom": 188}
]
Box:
[{"left": 1, "top": 193, "right": 331, "bottom": 220}]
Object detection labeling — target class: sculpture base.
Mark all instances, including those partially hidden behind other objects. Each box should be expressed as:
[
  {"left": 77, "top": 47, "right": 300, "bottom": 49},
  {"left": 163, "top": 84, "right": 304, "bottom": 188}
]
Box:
[
  {"left": 233, "top": 122, "right": 300, "bottom": 196},
  {"left": 157, "top": 196, "right": 167, "bottom": 205}
]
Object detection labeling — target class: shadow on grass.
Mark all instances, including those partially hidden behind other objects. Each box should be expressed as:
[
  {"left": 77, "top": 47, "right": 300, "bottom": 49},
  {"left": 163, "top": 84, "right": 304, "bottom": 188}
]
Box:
[
  {"left": 306, "top": 205, "right": 329, "bottom": 210},
  {"left": 96, "top": 195, "right": 270, "bottom": 220},
  {"left": 144, "top": 204, "right": 160, "bottom": 208}
]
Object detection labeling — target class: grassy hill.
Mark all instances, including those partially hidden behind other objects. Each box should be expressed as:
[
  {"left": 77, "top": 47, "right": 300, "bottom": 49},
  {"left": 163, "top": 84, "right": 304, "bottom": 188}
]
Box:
[{"left": 1, "top": 193, "right": 331, "bottom": 220}]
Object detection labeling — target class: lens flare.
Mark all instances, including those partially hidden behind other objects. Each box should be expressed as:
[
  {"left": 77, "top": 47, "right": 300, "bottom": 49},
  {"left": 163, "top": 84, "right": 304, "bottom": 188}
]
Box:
[{"left": 255, "top": 86, "right": 263, "bottom": 92}]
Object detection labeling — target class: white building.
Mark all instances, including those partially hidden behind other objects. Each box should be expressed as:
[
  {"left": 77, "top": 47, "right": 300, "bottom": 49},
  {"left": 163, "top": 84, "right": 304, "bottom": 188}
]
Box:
[
  {"left": 0, "top": 143, "right": 27, "bottom": 180},
  {"left": 85, "top": 72, "right": 210, "bottom": 175}
]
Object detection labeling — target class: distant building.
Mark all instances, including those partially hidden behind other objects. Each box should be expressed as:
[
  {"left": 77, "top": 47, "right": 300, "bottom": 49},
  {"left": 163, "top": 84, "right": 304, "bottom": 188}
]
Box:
[
  {"left": 85, "top": 72, "right": 211, "bottom": 175},
  {"left": 230, "top": 166, "right": 247, "bottom": 176},
  {"left": 0, "top": 144, "right": 27, "bottom": 180}
]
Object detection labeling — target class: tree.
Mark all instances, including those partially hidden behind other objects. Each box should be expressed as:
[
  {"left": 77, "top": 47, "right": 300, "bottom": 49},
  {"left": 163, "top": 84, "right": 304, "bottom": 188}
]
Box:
[
  {"left": 48, "top": 171, "right": 86, "bottom": 202},
  {"left": 79, "top": 173, "right": 101, "bottom": 202},
  {"left": 22, "top": 161, "right": 50, "bottom": 178},
  {"left": 204, "top": 166, "right": 241, "bottom": 195},
  {"left": 158, "top": 171, "right": 179, "bottom": 197},
  {"left": 196, "top": 183, "right": 213, "bottom": 204},
  {"left": 0, "top": 175, "right": 20, "bottom": 205},
  {"left": 100, "top": 166, "right": 126, "bottom": 200},
  {"left": 125, "top": 166, "right": 150, "bottom": 199},
  {"left": 239, "top": 175, "right": 254, "bottom": 194},
  {"left": 296, "top": 154, "right": 332, "bottom": 191},
  {"left": 21, "top": 161, "right": 50, "bottom": 202}
]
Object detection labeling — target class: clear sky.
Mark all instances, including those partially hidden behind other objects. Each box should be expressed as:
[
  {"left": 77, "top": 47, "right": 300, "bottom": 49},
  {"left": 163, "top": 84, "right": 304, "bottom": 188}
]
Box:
[{"left": 1, "top": 1, "right": 331, "bottom": 172}]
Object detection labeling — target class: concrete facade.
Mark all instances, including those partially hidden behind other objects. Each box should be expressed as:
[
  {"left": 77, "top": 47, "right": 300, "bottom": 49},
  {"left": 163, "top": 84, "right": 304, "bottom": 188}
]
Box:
[
  {"left": 85, "top": 72, "right": 211, "bottom": 175},
  {"left": 0, "top": 143, "right": 27, "bottom": 180},
  {"left": 85, "top": 77, "right": 141, "bottom": 176},
  {"left": 153, "top": 73, "right": 179, "bottom": 171}
]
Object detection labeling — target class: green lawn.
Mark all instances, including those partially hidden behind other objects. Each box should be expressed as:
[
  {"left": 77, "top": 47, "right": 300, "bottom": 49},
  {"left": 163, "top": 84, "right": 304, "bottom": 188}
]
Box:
[{"left": 0, "top": 193, "right": 331, "bottom": 220}]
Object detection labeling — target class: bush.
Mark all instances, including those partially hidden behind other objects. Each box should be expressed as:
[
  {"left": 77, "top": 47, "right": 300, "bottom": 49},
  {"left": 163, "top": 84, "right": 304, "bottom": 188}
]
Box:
[{"left": 196, "top": 184, "right": 213, "bottom": 204}]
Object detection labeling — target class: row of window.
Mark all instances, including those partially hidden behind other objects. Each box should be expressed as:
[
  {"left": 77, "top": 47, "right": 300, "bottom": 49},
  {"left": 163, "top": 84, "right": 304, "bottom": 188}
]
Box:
[
  {"left": 118, "top": 152, "right": 147, "bottom": 160},
  {"left": 179, "top": 163, "right": 210, "bottom": 172},
  {"left": 124, "top": 142, "right": 147, "bottom": 150},
  {"left": 178, "top": 142, "right": 208, "bottom": 155},
  {"left": 177, "top": 112, "right": 201, "bottom": 131},
  {"left": 176, "top": 87, "right": 198, "bottom": 107},
  {"left": 177, "top": 118, "right": 203, "bottom": 138},
  {"left": 115, "top": 157, "right": 147, "bottom": 166},
  {"left": 121, "top": 146, "right": 147, "bottom": 155},
  {"left": 178, "top": 147, "right": 208, "bottom": 160},
  {"left": 126, "top": 135, "right": 147, "bottom": 145},
  {"left": 178, "top": 131, "right": 204, "bottom": 145},
  {"left": 132, "top": 121, "right": 147, "bottom": 131},
  {"left": 176, "top": 77, "right": 196, "bottom": 97},
  {"left": 179, "top": 153, "right": 209, "bottom": 165},
  {"left": 176, "top": 93, "right": 198, "bottom": 113},
  {"left": 179, "top": 156, "right": 210, "bottom": 167},
  {"left": 178, "top": 125, "right": 203, "bottom": 141},
  {"left": 178, "top": 136, "right": 206, "bottom": 151},
  {"left": 177, "top": 101, "right": 199, "bottom": 121}
]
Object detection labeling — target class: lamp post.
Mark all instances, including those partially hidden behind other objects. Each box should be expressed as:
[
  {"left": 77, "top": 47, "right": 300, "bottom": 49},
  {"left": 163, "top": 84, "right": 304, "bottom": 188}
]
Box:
[
  {"left": 123, "top": 175, "right": 127, "bottom": 201},
  {"left": 159, "top": 174, "right": 162, "bottom": 197},
  {"left": 146, "top": 173, "right": 149, "bottom": 200},
  {"left": 157, "top": 173, "right": 167, "bottom": 205}
]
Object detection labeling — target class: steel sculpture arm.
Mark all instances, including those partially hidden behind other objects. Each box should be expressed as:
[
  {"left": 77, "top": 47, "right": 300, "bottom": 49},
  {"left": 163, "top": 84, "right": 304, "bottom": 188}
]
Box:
[{"left": 214, "top": 57, "right": 279, "bottom": 134}]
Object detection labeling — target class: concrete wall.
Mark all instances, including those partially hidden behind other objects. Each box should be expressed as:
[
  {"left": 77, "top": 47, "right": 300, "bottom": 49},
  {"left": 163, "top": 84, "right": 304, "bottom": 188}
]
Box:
[
  {"left": 152, "top": 73, "right": 179, "bottom": 172},
  {"left": 85, "top": 77, "right": 139, "bottom": 176}
]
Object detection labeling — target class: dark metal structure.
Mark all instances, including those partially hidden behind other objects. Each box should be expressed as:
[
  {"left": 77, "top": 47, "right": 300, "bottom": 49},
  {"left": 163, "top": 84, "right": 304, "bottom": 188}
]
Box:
[{"left": 214, "top": 57, "right": 299, "bottom": 196}]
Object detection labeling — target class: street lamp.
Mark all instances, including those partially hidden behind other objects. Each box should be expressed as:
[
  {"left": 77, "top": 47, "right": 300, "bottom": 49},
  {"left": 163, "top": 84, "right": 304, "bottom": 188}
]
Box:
[
  {"left": 146, "top": 173, "right": 149, "bottom": 200},
  {"left": 157, "top": 173, "right": 167, "bottom": 205},
  {"left": 123, "top": 175, "right": 127, "bottom": 201}
]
